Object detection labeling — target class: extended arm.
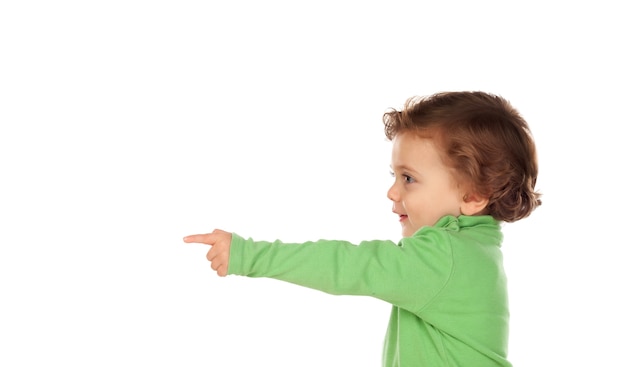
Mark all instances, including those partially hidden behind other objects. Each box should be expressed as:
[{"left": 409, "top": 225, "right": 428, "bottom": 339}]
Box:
[{"left": 227, "top": 231, "right": 454, "bottom": 312}]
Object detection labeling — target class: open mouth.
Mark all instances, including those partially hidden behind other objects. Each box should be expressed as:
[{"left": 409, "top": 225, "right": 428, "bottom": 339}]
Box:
[{"left": 399, "top": 214, "right": 408, "bottom": 222}]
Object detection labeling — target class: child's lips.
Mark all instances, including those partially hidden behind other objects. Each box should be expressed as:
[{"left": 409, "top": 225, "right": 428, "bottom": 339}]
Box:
[{"left": 393, "top": 210, "right": 408, "bottom": 222}]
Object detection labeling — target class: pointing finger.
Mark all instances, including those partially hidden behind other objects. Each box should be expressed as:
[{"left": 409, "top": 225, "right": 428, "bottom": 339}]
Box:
[{"left": 183, "top": 233, "right": 216, "bottom": 245}]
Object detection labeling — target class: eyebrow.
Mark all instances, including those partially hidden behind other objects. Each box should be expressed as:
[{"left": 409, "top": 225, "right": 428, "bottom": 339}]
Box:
[{"left": 390, "top": 164, "right": 421, "bottom": 176}]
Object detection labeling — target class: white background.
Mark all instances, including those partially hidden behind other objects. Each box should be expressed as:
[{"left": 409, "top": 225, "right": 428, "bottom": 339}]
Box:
[{"left": 1, "top": 1, "right": 624, "bottom": 366}]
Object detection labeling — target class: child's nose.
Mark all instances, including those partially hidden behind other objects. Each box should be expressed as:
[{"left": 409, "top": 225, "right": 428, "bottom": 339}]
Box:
[{"left": 387, "top": 183, "right": 400, "bottom": 202}]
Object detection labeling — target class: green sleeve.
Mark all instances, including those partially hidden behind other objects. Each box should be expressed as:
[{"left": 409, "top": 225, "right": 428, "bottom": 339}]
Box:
[{"left": 227, "top": 230, "right": 454, "bottom": 313}]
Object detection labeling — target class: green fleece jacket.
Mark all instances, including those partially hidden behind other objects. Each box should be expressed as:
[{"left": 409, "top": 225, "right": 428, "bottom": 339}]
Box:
[{"left": 228, "top": 215, "right": 511, "bottom": 367}]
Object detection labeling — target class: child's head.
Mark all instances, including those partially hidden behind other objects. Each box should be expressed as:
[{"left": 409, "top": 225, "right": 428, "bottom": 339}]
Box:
[{"left": 384, "top": 91, "right": 540, "bottom": 232}]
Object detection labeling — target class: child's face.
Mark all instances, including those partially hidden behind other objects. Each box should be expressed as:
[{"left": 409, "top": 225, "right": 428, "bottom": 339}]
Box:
[{"left": 388, "top": 132, "right": 465, "bottom": 237}]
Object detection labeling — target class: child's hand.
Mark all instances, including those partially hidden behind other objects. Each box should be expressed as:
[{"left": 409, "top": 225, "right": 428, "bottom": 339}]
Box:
[{"left": 184, "top": 229, "right": 232, "bottom": 277}]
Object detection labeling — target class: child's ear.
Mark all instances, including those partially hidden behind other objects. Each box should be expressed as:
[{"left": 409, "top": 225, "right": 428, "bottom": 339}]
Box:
[{"left": 460, "top": 193, "right": 489, "bottom": 216}]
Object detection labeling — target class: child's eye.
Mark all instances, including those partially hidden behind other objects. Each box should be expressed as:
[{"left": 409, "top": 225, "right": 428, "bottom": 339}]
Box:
[
  {"left": 403, "top": 174, "right": 415, "bottom": 183},
  {"left": 389, "top": 171, "right": 396, "bottom": 178}
]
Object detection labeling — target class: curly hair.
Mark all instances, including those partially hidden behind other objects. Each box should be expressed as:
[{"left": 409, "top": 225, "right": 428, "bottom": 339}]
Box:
[{"left": 383, "top": 91, "right": 541, "bottom": 222}]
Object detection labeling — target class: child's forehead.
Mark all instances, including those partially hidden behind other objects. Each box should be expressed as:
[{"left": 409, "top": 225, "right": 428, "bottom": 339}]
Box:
[
  {"left": 391, "top": 133, "right": 446, "bottom": 167},
  {"left": 392, "top": 132, "right": 439, "bottom": 154}
]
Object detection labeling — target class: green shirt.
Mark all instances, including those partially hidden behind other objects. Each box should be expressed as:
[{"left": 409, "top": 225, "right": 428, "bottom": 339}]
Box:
[{"left": 228, "top": 215, "right": 511, "bottom": 367}]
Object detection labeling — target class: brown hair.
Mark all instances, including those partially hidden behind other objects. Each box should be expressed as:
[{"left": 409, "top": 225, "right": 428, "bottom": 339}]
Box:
[{"left": 383, "top": 91, "right": 541, "bottom": 222}]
